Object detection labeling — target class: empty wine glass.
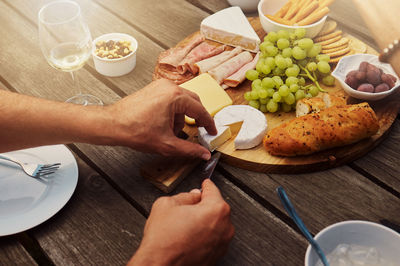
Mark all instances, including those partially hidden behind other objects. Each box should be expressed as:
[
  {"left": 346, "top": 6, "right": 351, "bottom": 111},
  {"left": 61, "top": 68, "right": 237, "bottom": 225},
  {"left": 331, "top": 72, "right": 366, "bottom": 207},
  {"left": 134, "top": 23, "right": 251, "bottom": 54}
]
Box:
[{"left": 38, "top": 0, "right": 102, "bottom": 105}]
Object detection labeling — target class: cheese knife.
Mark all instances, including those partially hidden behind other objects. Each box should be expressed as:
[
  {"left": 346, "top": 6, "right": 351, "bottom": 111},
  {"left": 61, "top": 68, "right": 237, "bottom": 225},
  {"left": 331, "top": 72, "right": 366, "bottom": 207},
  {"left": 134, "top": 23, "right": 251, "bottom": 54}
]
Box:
[{"left": 199, "top": 152, "right": 221, "bottom": 181}]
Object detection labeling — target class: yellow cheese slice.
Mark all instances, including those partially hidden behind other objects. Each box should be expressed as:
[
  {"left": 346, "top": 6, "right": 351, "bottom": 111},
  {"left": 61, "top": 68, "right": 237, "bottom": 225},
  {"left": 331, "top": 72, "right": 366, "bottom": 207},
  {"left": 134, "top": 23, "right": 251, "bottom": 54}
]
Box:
[{"left": 180, "top": 73, "right": 233, "bottom": 124}]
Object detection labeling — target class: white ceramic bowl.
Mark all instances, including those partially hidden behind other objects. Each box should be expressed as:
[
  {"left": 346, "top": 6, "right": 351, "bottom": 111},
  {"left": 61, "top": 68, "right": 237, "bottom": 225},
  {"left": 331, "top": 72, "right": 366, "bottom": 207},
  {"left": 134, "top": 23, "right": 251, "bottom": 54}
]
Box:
[
  {"left": 305, "top": 220, "right": 400, "bottom": 266},
  {"left": 227, "top": 0, "right": 260, "bottom": 13},
  {"left": 92, "top": 33, "right": 138, "bottom": 77},
  {"left": 258, "top": 0, "right": 327, "bottom": 38},
  {"left": 331, "top": 54, "right": 400, "bottom": 101}
]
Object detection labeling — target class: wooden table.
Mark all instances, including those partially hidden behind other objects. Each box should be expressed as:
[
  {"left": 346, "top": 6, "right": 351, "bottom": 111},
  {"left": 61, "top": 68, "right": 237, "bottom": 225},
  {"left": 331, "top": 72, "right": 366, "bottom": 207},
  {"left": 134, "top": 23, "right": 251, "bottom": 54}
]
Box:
[{"left": 1, "top": 0, "right": 399, "bottom": 265}]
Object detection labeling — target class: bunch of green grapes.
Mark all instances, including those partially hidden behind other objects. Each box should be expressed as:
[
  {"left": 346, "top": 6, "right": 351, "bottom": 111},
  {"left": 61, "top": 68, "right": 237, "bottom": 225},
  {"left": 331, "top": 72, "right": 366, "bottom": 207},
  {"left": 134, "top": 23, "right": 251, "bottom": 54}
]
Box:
[{"left": 244, "top": 28, "right": 336, "bottom": 113}]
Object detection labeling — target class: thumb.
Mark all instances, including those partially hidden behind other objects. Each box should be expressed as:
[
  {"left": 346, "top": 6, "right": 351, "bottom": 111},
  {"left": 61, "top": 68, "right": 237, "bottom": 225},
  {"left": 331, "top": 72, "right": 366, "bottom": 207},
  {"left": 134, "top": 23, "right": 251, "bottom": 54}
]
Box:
[
  {"left": 201, "top": 179, "right": 224, "bottom": 204},
  {"left": 167, "top": 137, "right": 211, "bottom": 160},
  {"left": 171, "top": 192, "right": 202, "bottom": 205}
]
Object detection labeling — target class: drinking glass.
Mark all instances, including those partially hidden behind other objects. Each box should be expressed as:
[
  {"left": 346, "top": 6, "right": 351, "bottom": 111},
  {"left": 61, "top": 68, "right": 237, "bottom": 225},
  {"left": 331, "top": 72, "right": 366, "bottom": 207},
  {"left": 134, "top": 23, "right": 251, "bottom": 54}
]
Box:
[{"left": 38, "top": 0, "right": 102, "bottom": 105}]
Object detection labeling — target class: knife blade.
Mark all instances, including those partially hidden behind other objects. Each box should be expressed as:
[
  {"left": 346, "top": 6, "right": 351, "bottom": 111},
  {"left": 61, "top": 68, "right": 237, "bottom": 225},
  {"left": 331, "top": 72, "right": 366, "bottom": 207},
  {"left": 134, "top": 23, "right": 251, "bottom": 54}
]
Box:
[{"left": 199, "top": 152, "right": 221, "bottom": 180}]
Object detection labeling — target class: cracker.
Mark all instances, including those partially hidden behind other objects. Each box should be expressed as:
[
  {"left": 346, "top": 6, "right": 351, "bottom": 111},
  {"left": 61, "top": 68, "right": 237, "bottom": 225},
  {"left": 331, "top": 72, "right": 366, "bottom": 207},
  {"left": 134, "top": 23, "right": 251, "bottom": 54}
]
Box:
[
  {"left": 316, "top": 35, "right": 342, "bottom": 46},
  {"left": 321, "top": 37, "right": 349, "bottom": 49},
  {"left": 322, "top": 44, "right": 348, "bottom": 54},
  {"left": 348, "top": 38, "right": 367, "bottom": 54},
  {"left": 329, "top": 50, "right": 354, "bottom": 64},
  {"left": 314, "top": 30, "right": 342, "bottom": 43},
  {"left": 325, "top": 46, "right": 351, "bottom": 58},
  {"left": 317, "top": 20, "right": 337, "bottom": 37}
]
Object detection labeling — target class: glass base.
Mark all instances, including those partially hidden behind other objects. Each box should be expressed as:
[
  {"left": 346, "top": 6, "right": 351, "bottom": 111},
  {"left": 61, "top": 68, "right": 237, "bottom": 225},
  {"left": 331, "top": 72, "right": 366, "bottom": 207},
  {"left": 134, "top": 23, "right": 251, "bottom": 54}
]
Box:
[{"left": 65, "top": 94, "right": 103, "bottom": 106}]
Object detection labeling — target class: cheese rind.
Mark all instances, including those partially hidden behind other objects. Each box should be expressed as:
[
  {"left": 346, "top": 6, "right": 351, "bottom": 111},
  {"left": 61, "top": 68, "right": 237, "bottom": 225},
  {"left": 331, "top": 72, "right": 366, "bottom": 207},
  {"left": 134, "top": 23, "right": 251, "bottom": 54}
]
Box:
[
  {"left": 198, "top": 126, "right": 231, "bottom": 152},
  {"left": 200, "top": 6, "right": 260, "bottom": 53},
  {"left": 180, "top": 73, "right": 233, "bottom": 124}
]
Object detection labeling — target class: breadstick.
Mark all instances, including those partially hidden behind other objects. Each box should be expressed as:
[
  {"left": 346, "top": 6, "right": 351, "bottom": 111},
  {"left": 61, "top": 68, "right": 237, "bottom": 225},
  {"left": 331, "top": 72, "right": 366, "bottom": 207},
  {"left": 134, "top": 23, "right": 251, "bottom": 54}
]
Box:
[
  {"left": 291, "top": 1, "right": 319, "bottom": 23},
  {"left": 297, "top": 6, "right": 329, "bottom": 26},
  {"left": 283, "top": 0, "right": 303, "bottom": 20},
  {"left": 266, "top": 15, "right": 293, "bottom": 26},
  {"left": 319, "top": 0, "right": 335, "bottom": 9},
  {"left": 274, "top": 1, "right": 293, "bottom": 18}
]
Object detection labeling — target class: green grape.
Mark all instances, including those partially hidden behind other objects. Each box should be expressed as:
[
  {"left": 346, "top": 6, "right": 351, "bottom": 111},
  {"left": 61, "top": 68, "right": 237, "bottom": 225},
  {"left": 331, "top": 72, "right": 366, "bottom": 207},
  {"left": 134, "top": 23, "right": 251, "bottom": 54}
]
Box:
[
  {"left": 307, "top": 62, "right": 317, "bottom": 72},
  {"left": 249, "top": 100, "right": 260, "bottom": 110},
  {"left": 260, "top": 104, "right": 268, "bottom": 113},
  {"left": 258, "top": 89, "right": 268, "bottom": 99},
  {"left": 244, "top": 91, "right": 252, "bottom": 101},
  {"left": 285, "top": 67, "right": 299, "bottom": 77},
  {"left": 250, "top": 90, "right": 259, "bottom": 100},
  {"left": 275, "top": 56, "right": 287, "bottom": 69},
  {"left": 290, "top": 84, "right": 299, "bottom": 93},
  {"left": 281, "top": 102, "right": 292, "bottom": 112},
  {"left": 266, "top": 31, "right": 278, "bottom": 43},
  {"left": 251, "top": 79, "right": 262, "bottom": 90},
  {"left": 289, "top": 33, "right": 296, "bottom": 41},
  {"left": 272, "top": 76, "right": 283, "bottom": 87},
  {"left": 262, "top": 77, "right": 275, "bottom": 89},
  {"left": 292, "top": 64, "right": 300, "bottom": 72},
  {"left": 277, "top": 29, "right": 290, "bottom": 40},
  {"left": 307, "top": 44, "right": 321, "bottom": 58},
  {"left": 245, "top": 69, "right": 259, "bottom": 81},
  {"left": 266, "top": 88, "right": 275, "bottom": 97},
  {"left": 256, "top": 61, "right": 264, "bottom": 72},
  {"left": 284, "top": 92, "right": 295, "bottom": 105},
  {"left": 317, "top": 61, "right": 331, "bottom": 74},
  {"left": 297, "top": 59, "right": 308, "bottom": 67},
  {"left": 260, "top": 52, "right": 268, "bottom": 58},
  {"left": 260, "top": 97, "right": 269, "bottom": 104},
  {"left": 282, "top": 47, "right": 292, "bottom": 58},
  {"left": 295, "top": 90, "right": 306, "bottom": 101},
  {"left": 294, "top": 28, "right": 306, "bottom": 39},
  {"left": 322, "top": 75, "right": 335, "bottom": 86},
  {"left": 261, "top": 64, "right": 271, "bottom": 75},
  {"left": 260, "top": 42, "right": 272, "bottom": 53},
  {"left": 278, "top": 85, "right": 290, "bottom": 97},
  {"left": 308, "top": 85, "right": 319, "bottom": 96},
  {"left": 272, "top": 91, "right": 282, "bottom": 102},
  {"left": 298, "top": 77, "right": 306, "bottom": 86},
  {"left": 298, "top": 38, "right": 314, "bottom": 50},
  {"left": 265, "top": 57, "right": 276, "bottom": 69},
  {"left": 285, "top": 58, "right": 293, "bottom": 67},
  {"left": 292, "top": 46, "right": 307, "bottom": 60},
  {"left": 262, "top": 39, "right": 274, "bottom": 46},
  {"left": 277, "top": 38, "right": 290, "bottom": 49},
  {"left": 267, "top": 99, "right": 279, "bottom": 113},
  {"left": 316, "top": 54, "right": 330, "bottom": 62},
  {"left": 305, "top": 92, "right": 313, "bottom": 98},
  {"left": 273, "top": 67, "right": 284, "bottom": 75},
  {"left": 285, "top": 76, "right": 298, "bottom": 86},
  {"left": 266, "top": 45, "right": 279, "bottom": 56}
]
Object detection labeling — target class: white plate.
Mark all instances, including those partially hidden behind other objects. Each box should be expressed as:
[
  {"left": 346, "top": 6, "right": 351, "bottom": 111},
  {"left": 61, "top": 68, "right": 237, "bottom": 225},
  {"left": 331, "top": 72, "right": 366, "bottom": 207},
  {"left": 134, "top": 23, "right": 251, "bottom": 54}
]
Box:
[{"left": 0, "top": 145, "right": 78, "bottom": 236}]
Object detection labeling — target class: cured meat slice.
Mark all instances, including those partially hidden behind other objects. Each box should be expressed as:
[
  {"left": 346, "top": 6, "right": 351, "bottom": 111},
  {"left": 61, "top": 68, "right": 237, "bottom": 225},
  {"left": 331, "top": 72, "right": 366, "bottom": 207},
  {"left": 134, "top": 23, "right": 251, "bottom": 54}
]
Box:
[
  {"left": 195, "top": 47, "right": 242, "bottom": 74},
  {"left": 159, "top": 33, "right": 204, "bottom": 68},
  {"left": 208, "top": 51, "right": 253, "bottom": 84},
  {"left": 223, "top": 52, "right": 260, "bottom": 87},
  {"left": 153, "top": 63, "right": 195, "bottom": 84},
  {"left": 177, "top": 43, "right": 225, "bottom": 74}
]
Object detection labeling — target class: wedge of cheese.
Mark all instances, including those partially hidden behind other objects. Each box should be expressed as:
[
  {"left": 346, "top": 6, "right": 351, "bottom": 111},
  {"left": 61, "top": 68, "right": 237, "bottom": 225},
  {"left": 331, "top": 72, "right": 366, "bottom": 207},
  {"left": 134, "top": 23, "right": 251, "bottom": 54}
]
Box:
[
  {"left": 198, "top": 105, "right": 268, "bottom": 151},
  {"left": 200, "top": 6, "right": 260, "bottom": 53},
  {"left": 180, "top": 73, "right": 233, "bottom": 125}
]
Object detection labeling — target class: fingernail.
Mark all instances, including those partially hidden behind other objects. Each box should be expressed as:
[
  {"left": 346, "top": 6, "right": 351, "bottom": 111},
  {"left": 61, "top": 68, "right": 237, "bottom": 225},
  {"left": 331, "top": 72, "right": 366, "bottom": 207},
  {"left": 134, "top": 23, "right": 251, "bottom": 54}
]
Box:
[
  {"left": 190, "top": 188, "right": 201, "bottom": 194},
  {"left": 202, "top": 153, "right": 211, "bottom": 160}
]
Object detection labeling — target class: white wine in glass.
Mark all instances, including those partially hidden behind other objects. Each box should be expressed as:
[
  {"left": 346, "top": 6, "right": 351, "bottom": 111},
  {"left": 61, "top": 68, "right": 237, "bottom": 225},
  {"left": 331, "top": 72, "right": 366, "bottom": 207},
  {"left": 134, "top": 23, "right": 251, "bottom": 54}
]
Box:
[{"left": 38, "top": 0, "right": 102, "bottom": 105}]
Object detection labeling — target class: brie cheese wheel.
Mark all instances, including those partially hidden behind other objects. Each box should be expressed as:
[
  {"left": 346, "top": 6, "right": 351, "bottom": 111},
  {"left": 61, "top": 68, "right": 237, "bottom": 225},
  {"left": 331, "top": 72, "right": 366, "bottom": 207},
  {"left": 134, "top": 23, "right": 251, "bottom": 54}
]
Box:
[
  {"left": 200, "top": 6, "right": 260, "bottom": 53},
  {"left": 198, "top": 125, "right": 231, "bottom": 152},
  {"left": 214, "top": 105, "right": 268, "bottom": 149}
]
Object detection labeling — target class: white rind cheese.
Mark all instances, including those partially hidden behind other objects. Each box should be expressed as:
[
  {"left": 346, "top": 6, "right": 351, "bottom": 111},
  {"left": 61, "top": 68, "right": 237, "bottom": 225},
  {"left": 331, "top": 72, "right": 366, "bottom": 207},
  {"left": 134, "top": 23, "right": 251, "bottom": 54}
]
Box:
[
  {"left": 200, "top": 6, "right": 260, "bottom": 53},
  {"left": 198, "top": 126, "right": 231, "bottom": 152},
  {"left": 198, "top": 105, "right": 268, "bottom": 151}
]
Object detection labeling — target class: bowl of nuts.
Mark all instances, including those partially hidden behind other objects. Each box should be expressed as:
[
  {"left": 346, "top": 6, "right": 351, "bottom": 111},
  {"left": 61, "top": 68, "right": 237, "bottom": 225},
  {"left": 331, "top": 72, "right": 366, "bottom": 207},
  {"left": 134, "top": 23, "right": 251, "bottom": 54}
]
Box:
[
  {"left": 92, "top": 33, "right": 138, "bottom": 77},
  {"left": 332, "top": 54, "right": 400, "bottom": 101}
]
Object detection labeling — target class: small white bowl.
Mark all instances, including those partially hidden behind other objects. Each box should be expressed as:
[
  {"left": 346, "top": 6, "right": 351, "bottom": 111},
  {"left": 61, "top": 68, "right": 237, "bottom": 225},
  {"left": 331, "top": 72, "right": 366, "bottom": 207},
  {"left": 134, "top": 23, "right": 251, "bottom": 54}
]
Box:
[
  {"left": 227, "top": 0, "right": 260, "bottom": 13},
  {"left": 305, "top": 220, "right": 400, "bottom": 266},
  {"left": 258, "top": 0, "right": 327, "bottom": 38},
  {"left": 92, "top": 33, "right": 138, "bottom": 77},
  {"left": 331, "top": 54, "right": 400, "bottom": 101}
]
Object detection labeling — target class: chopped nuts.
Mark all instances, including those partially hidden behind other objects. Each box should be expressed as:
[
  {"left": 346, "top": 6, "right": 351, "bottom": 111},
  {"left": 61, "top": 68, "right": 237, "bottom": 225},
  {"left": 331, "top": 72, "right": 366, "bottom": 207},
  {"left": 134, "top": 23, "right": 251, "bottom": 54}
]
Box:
[{"left": 95, "top": 39, "right": 133, "bottom": 59}]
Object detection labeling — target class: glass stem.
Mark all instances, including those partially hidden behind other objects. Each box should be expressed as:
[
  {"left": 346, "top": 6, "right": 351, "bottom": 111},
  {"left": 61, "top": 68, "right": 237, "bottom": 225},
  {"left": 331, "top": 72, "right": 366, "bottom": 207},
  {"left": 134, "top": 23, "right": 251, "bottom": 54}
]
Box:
[{"left": 70, "top": 71, "right": 82, "bottom": 96}]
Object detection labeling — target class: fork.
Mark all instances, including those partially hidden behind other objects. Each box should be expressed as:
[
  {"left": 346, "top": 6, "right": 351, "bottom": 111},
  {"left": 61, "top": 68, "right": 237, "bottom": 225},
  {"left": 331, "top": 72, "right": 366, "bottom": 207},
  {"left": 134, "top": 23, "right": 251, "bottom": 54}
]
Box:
[{"left": 0, "top": 154, "right": 61, "bottom": 178}]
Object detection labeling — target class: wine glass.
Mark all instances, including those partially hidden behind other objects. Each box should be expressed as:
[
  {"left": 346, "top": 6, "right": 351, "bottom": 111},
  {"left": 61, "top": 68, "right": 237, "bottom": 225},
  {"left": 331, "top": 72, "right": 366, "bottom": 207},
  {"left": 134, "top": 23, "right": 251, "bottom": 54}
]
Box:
[{"left": 38, "top": 0, "right": 102, "bottom": 105}]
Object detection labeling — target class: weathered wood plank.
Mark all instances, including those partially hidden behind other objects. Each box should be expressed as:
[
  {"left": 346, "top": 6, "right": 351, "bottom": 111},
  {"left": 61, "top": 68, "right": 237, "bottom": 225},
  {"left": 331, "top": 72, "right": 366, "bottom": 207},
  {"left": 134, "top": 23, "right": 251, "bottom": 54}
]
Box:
[
  {"left": 0, "top": 237, "right": 37, "bottom": 266},
  {"left": 220, "top": 163, "right": 400, "bottom": 235}
]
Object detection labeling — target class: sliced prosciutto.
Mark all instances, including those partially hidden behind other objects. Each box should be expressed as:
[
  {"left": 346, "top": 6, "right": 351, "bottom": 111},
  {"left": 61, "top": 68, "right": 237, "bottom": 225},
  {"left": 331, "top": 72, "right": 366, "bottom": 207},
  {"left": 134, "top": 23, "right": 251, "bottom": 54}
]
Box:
[
  {"left": 208, "top": 51, "right": 253, "bottom": 84},
  {"left": 177, "top": 43, "right": 225, "bottom": 74},
  {"left": 195, "top": 47, "right": 242, "bottom": 74},
  {"left": 223, "top": 52, "right": 260, "bottom": 87},
  {"left": 159, "top": 33, "right": 204, "bottom": 68}
]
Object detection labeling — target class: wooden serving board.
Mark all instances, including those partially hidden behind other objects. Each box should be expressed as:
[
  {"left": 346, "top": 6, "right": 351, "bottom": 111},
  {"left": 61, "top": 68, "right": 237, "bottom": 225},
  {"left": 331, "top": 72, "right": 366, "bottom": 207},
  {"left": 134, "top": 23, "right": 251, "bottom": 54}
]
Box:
[{"left": 143, "top": 17, "right": 400, "bottom": 192}]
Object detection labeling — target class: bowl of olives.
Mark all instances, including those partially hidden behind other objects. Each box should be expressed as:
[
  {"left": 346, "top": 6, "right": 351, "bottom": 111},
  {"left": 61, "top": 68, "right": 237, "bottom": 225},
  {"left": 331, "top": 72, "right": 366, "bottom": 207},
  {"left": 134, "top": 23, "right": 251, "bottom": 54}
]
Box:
[{"left": 331, "top": 54, "right": 399, "bottom": 101}]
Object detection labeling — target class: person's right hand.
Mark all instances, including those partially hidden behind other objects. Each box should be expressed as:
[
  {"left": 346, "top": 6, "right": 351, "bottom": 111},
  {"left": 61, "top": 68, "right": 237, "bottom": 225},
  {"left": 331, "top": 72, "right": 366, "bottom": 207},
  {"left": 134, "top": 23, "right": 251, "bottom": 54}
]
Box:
[{"left": 128, "top": 179, "right": 235, "bottom": 266}]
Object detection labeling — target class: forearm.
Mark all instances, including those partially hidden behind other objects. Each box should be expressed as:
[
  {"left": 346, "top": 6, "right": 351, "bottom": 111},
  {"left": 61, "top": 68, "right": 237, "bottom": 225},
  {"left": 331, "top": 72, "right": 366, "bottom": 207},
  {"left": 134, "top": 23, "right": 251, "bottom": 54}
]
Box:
[
  {"left": 353, "top": 0, "right": 400, "bottom": 75},
  {"left": 0, "top": 90, "right": 117, "bottom": 152}
]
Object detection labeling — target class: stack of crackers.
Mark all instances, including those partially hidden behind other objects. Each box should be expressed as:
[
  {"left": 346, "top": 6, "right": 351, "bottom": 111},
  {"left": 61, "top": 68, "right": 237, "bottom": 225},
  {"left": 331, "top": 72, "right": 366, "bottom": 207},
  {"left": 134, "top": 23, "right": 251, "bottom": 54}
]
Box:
[{"left": 313, "top": 20, "right": 367, "bottom": 63}]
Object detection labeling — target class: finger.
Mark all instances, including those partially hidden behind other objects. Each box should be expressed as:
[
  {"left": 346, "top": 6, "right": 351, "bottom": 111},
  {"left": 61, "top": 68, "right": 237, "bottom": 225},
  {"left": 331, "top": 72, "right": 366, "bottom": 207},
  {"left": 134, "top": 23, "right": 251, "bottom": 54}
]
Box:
[
  {"left": 171, "top": 192, "right": 201, "bottom": 205},
  {"left": 181, "top": 88, "right": 201, "bottom": 102},
  {"left": 173, "top": 113, "right": 185, "bottom": 136},
  {"left": 175, "top": 95, "right": 217, "bottom": 135},
  {"left": 201, "top": 179, "right": 224, "bottom": 203},
  {"left": 164, "top": 137, "right": 211, "bottom": 160},
  {"left": 190, "top": 188, "right": 201, "bottom": 194}
]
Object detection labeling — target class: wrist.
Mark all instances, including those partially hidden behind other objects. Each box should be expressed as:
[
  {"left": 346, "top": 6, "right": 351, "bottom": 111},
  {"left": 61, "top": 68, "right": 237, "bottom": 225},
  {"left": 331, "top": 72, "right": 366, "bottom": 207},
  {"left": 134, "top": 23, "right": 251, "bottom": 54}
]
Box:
[{"left": 128, "top": 239, "right": 182, "bottom": 266}]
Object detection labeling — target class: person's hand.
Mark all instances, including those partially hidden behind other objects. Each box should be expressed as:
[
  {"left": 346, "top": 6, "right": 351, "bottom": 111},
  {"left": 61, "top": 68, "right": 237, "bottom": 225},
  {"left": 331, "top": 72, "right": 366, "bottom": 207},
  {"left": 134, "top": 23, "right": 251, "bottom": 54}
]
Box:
[
  {"left": 106, "top": 78, "right": 217, "bottom": 160},
  {"left": 128, "top": 179, "right": 235, "bottom": 266}
]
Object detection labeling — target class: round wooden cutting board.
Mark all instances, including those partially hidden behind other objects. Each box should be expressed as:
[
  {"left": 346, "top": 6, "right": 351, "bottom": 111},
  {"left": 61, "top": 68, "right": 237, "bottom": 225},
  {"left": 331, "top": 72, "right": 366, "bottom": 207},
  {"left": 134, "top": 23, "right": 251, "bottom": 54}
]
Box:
[{"left": 155, "top": 17, "right": 400, "bottom": 174}]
